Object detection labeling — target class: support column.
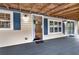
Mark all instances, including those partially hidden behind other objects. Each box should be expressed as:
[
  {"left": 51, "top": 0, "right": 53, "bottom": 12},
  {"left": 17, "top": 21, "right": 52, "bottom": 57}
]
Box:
[{"left": 74, "top": 21, "right": 78, "bottom": 36}]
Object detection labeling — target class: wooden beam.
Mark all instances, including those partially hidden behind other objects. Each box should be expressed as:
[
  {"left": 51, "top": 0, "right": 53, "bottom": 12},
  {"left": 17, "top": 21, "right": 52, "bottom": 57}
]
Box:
[
  {"left": 2, "top": 3, "right": 10, "bottom": 9},
  {"left": 29, "top": 3, "right": 35, "bottom": 14},
  {"left": 38, "top": 3, "right": 50, "bottom": 13},
  {"left": 52, "top": 4, "right": 79, "bottom": 15},
  {"left": 31, "top": 3, "right": 46, "bottom": 12},
  {"left": 65, "top": 12, "right": 79, "bottom": 17},
  {"left": 39, "top": 4, "right": 51, "bottom": 13},
  {"left": 51, "top": 12, "right": 79, "bottom": 20},
  {"left": 40, "top": 4, "right": 59, "bottom": 14},
  {"left": 21, "top": 3, "right": 33, "bottom": 10},
  {"left": 46, "top": 4, "right": 61, "bottom": 13},
  {"left": 0, "top": 3, "right": 9, "bottom": 9},
  {"left": 7, "top": 3, "right": 18, "bottom": 9},
  {"left": 61, "top": 9, "right": 79, "bottom": 16},
  {"left": 50, "top": 3, "right": 77, "bottom": 15},
  {"left": 46, "top": 3, "right": 65, "bottom": 15},
  {"left": 48, "top": 3, "right": 78, "bottom": 15}
]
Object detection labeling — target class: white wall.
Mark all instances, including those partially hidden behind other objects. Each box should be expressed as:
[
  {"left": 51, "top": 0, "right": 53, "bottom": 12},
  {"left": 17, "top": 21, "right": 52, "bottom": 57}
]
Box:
[
  {"left": 0, "top": 9, "right": 76, "bottom": 47},
  {"left": 0, "top": 9, "right": 33, "bottom": 47}
]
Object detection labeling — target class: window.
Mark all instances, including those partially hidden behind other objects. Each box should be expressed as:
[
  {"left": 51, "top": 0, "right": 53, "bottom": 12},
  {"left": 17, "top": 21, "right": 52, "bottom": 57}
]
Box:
[
  {"left": 55, "top": 27, "right": 58, "bottom": 32},
  {"left": 0, "top": 13, "right": 11, "bottom": 29},
  {"left": 50, "top": 21, "right": 53, "bottom": 26},
  {"left": 49, "top": 20, "right": 62, "bottom": 33},
  {"left": 49, "top": 21, "right": 54, "bottom": 33},
  {"left": 58, "top": 22, "right": 62, "bottom": 32},
  {"left": 58, "top": 22, "right": 61, "bottom": 26},
  {"left": 59, "top": 27, "right": 61, "bottom": 32},
  {"left": 54, "top": 21, "right": 57, "bottom": 25},
  {"left": 50, "top": 27, "right": 53, "bottom": 32}
]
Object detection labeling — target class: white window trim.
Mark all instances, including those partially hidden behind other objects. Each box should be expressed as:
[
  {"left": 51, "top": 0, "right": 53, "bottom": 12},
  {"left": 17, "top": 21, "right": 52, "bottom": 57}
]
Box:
[
  {"left": 0, "top": 10, "right": 13, "bottom": 30},
  {"left": 48, "top": 18, "right": 62, "bottom": 34}
]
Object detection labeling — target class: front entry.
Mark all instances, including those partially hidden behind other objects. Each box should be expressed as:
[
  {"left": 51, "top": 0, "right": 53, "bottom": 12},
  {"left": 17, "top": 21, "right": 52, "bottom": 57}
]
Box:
[
  {"left": 33, "top": 15, "right": 43, "bottom": 41},
  {"left": 63, "top": 21, "right": 75, "bottom": 36},
  {"left": 66, "top": 21, "right": 74, "bottom": 36}
]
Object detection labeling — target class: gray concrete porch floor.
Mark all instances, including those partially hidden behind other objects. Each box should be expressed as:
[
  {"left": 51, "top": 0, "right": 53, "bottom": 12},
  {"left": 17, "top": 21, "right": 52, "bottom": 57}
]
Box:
[{"left": 0, "top": 36, "right": 79, "bottom": 55}]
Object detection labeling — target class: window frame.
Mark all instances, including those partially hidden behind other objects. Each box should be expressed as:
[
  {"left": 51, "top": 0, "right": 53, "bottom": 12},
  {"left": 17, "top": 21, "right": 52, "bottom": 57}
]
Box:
[
  {"left": 48, "top": 19, "right": 62, "bottom": 34},
  {"left": 0, "top": 10, "right": 13, "bottom": 30}
]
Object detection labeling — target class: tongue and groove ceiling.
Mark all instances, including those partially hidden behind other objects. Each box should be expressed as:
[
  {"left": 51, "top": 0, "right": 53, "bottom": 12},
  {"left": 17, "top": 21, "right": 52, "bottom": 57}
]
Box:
[{"left": 0, "top": 3, "right": 79, "bottom": 20}]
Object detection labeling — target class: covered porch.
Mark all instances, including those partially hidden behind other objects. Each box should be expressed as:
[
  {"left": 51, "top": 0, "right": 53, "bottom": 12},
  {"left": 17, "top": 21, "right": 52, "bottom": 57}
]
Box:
[{"left": 0, "top": 36, "right": 79, "bottom": 55}]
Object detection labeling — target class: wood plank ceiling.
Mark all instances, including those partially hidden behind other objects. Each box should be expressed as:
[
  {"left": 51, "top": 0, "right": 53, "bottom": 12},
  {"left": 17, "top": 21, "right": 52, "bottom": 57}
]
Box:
[{"left": 0, "top": 3, "right": 79, "bottom": 20}]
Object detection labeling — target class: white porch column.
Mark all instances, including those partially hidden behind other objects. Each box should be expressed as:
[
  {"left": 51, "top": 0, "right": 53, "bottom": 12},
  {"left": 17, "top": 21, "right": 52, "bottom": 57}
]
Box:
[{"left": 74, "top": 21, "right": 78, "bottom": 36}]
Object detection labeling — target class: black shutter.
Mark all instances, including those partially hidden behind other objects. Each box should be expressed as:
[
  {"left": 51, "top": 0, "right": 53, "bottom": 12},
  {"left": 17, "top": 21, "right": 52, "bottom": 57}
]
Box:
[
  {"left": 13, "top": 12, "right": 21, "bottom": 30},
  {"left": 44, "top": 18, "right": 48, "bottom": 35}
]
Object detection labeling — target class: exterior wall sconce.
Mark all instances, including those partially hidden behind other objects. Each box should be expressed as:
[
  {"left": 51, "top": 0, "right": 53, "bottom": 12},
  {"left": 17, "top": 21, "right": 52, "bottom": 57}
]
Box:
[{"left": 22, "top": 14, "right": 29, "bottom": 22}]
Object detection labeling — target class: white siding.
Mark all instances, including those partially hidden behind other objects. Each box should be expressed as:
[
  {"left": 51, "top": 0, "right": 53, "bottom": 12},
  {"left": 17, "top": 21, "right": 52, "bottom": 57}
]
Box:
[
  {"left": 0, "top": 9, "right": 33, "bottom": 47},
  {"left": 0, "top": 9, "right": 76, "bottom": 47}
]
